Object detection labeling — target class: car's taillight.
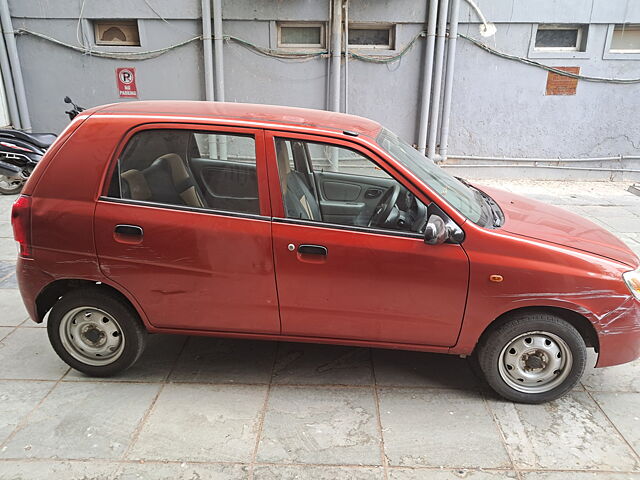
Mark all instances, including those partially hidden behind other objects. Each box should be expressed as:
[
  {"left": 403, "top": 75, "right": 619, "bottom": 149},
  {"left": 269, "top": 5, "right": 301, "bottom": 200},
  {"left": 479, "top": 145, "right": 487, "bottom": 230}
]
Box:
[{"left": 11, "top": 195, "right": 32, "bottom": 258}]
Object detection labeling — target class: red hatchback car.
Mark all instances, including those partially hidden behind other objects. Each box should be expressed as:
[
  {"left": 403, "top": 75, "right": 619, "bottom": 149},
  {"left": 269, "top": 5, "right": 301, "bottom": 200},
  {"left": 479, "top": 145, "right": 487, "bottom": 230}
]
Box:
[{"left": 11, "top": 101, "right": 640, "bottom": 403}]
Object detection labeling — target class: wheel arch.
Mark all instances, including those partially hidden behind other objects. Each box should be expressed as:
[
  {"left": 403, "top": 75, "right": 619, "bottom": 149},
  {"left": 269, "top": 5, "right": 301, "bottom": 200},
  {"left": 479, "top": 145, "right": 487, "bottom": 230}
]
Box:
[
  {"left": 477, "top": 306, "right": 599, "bottom": 353},
  {"left": 35, "top": 279, "right": 147, "bottom": 327}
]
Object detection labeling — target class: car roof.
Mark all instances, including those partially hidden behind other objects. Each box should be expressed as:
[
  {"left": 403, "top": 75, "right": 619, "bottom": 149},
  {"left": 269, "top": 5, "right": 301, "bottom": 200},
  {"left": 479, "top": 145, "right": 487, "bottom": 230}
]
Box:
[{"left": 95, "top": 101, "right": 383, "bottom": 138}]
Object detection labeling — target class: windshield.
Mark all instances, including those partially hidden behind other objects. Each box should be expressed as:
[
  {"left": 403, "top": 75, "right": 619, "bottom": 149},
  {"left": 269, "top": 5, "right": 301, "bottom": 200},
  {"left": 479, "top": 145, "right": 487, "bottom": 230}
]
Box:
[{"left": 376, "top": 128, "right": 486, "bottom": 225}]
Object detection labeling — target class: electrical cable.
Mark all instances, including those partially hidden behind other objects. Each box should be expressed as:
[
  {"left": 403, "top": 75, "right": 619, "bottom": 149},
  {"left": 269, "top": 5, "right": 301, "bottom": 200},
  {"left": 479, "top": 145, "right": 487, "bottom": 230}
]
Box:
[
  {"left": 462, "top": 0, "right": 496, "bottom": 37},
  {"left": 16, "top": 28, "right": 201, "bottom": 60},
  {"left": 15, "top": 22, "right": 640, "bottom": 84},
  {"left": 460, "top": 32, "right": 640, "bottom": 84},
  {"left": 223, "top": 34, "right": 327, "bottom": 61},
  {"left": 142, "top": 0, "right": 200, "bottom": 37},
  {"left": 348, "top": 31, "right": 426, "bottom": 63},
  {"left": 76, "top": 0, "right": 87, "bottom": 48}
]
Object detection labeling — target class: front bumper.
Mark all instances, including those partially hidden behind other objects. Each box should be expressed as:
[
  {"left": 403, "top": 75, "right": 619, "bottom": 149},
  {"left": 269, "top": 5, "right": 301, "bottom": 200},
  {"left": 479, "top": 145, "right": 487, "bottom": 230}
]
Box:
[{"left": 596, "top": 298, "right": 640, "bottom": 367}]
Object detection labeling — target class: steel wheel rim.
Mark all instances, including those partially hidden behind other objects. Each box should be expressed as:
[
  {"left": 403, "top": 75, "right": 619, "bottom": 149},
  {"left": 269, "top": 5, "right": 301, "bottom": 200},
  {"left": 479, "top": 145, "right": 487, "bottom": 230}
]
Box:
[
  {"left": 498, "top": 331, "right": 572, "bottom": 394},
  {"left": 59, "top": 307, "right": 125, "bottom": 366},
  {"left": 0, "top": 174, "right": 24, "bottom": 193}
]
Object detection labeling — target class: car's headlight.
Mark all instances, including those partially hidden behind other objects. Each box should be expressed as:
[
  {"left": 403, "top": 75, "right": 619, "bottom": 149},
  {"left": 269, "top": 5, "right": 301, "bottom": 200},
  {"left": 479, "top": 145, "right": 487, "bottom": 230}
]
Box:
[{"left": 623, "top": 268, "right": 640, "bottom": 301}]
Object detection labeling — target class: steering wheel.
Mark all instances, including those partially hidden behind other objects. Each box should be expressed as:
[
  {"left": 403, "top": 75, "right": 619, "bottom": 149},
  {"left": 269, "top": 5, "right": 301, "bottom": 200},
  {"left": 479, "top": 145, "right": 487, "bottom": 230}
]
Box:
[{"left": 368, "top": 184, "right": 401, "bottom": 228}]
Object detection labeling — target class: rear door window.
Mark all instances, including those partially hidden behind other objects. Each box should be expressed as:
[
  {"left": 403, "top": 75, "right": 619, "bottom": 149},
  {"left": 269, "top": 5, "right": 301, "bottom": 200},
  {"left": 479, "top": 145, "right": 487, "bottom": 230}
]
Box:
[{"left": 107, "top": 129, "right": 259, "bottom": 215}]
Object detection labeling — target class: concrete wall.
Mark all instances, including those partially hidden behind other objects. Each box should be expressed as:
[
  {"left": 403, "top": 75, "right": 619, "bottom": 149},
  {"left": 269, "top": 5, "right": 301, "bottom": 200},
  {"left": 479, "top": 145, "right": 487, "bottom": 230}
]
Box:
[
  {"left": 450, "top": 22, "right": 640, "bottom": 158},
  {"left": 6, "top": 0, "right": 640, "bottom": 177}
]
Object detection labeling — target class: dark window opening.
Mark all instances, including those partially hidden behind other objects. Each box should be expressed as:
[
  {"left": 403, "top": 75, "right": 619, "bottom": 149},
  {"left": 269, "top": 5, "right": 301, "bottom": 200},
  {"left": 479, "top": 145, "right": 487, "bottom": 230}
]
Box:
[
  {"left": 534, "top": 25, "right": 586, "bottom": 51},
  {"left": 348, "top": 25, "right": 395, "bottom": 49}
]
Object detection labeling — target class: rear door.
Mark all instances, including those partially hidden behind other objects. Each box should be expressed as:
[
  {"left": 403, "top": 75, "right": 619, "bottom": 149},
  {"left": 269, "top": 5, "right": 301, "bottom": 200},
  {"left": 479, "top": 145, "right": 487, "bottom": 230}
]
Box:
[{"left": 94, "top": 124, "right": 280, "bottom": 334}]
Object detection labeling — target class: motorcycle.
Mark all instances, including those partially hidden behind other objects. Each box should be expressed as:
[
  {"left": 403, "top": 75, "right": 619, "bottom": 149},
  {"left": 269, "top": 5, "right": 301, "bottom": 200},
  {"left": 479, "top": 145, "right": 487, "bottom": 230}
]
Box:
[{"left": 0, "top": 96, "right": 84, "bottom": 194}]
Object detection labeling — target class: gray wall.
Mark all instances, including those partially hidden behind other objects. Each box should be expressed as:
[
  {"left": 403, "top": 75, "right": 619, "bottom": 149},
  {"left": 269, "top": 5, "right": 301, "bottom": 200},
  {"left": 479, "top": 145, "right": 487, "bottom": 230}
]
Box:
[
  {"left": 450, "top": 22, "right": 640, "bottom": 158},
  {"left": 6, "top": 0, "right": 640, "bottom": 169}
]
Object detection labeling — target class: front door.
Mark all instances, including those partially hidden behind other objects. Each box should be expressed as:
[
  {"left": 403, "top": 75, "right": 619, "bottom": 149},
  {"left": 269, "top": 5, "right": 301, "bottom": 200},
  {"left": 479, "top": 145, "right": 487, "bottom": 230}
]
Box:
[
  {"left": 94, "top": 124, "right": 280, "bottom": 334},
  {"left": 267, "top": 132, "right": 469, "bottom": 347}
]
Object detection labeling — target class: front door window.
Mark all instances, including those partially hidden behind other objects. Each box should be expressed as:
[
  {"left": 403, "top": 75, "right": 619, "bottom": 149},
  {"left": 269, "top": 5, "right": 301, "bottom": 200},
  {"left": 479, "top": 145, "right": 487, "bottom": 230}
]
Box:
[{"left": 273, "top": 138, "right": 428, "bottom": 234}]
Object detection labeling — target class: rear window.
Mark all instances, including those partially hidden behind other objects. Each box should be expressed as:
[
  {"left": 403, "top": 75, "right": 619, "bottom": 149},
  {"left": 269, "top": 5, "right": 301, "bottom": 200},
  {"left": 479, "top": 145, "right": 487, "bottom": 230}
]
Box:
[{"left": 107, "top": 129, "right": 260, "bottom": 215}]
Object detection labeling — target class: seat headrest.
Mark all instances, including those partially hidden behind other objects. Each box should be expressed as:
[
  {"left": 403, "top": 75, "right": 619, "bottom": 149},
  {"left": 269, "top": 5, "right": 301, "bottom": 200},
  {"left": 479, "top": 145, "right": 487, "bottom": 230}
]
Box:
[
  {"left": 275, "top": 140, "right": 291, "bottom": 175},
  {"left": 121, "top": 169, "right": 152, "bottom": 201},
  {"left": 155, "top": 153, "right": 204, "bottom": 208},
  {"left": 275, "top": 140, "right": 291, "bottom": 191}
]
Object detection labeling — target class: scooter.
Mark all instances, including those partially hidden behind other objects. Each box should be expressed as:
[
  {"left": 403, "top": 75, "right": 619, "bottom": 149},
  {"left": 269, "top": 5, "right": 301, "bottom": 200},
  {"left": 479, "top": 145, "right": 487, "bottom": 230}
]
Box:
[
  {"left": 64, "top": 95, "right": 85, "bottom": 121},
  {"left": 0, "top": 96, "right": 84, "bottom": 194}
]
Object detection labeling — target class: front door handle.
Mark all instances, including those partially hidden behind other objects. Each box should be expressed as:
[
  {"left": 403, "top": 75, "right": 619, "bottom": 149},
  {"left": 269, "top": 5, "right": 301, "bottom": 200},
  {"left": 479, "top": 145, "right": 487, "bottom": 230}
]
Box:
[
  {"left": 114, "top": 224, "right": 143, "bottom": 237},
  {"left": 365, "top": 188, "right": 383, "bottom": 199},
  {"left": 298, "top": 244, "right": 328, "bottom": 256}
]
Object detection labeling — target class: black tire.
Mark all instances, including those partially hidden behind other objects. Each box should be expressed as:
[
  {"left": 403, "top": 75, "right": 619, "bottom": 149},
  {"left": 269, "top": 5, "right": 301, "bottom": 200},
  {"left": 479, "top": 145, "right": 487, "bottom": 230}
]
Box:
[
  {"left": 476, "top": 312, "right": 587, "bottom": 404},
  {"left": 47, "top": 288, "right": 147, "bottom": 377},
  {"left": 0, "top": 174, "right": 24, "bottom": 194}
]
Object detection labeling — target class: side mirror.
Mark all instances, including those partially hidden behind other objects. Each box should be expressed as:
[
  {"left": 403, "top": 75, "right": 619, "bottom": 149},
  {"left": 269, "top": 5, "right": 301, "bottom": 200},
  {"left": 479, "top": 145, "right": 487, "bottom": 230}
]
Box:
[
  {"left": 64, "top": 96, "right": 72, "bottom": 104},
  {"left": 424, "top": 215, "right": 448, "bottom": 245}
]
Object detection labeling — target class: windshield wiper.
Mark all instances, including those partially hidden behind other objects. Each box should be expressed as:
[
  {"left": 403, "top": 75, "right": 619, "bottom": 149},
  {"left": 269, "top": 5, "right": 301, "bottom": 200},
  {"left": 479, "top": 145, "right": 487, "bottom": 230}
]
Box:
[
  {"left": 455, "top": 177, "right": 501, "bottom": 227},
  {"left": 456, "top": 177, "right": 503, "bottom": 228},
  {"left": 477, "top": 190, "right": 503, "bottom": 227}
]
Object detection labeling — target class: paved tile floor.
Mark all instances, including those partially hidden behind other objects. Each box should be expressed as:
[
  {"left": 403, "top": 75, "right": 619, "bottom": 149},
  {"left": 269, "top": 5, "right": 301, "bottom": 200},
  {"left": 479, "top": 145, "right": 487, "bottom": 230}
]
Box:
[{"left": 0, "top": 180, "right": 640, "bottom": 480}]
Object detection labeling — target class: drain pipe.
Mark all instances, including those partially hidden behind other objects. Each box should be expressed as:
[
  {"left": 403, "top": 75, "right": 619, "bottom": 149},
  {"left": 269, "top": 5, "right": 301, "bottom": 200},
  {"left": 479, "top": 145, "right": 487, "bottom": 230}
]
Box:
[
  {"left": 446, "top": 154, "right": 640, "bottom": 163},
  {"left": 328, "top": 0, "right": 343, "bottom": 171},
  {"left": 0, "top": 22, "right": 20, "bottom": 128},
  {"left": 0, "top": 0, "right": 30, "bottom": 131},
  {"left": 201, "top": 0, "right": 218, "bottom": 158},
  {"left": 329, "top": 0, "right": 342, "bottom": 113},
  {"left": 441, "top": 164, "right": 640, "bottom": 174},
  {"left": 212, "top": 0, "right": 225, "bottom": 102},
  {"left": 201, "top": 0, "right": 214, "bottom": 102},
  {"left": 416, "top": 0, "right": 438, "bottom": 154},
  {"left": 426, "top": 0, "right": 449, "bottom": 160},
  {"left": 343, "top": 0, "right": 349, "bottom": 114},
  {"left": 437, "top": 0, "right": 461, "bottom": 161},
  {"left": 212, "top": 0, "right": 227, "bottom": 159}
]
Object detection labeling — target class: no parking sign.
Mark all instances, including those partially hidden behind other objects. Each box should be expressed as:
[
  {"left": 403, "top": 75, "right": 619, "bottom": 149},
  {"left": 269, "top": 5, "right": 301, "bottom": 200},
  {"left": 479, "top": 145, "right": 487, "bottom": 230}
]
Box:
[{"left": 116, "top": 67, "right": 138, "bottom": 98}]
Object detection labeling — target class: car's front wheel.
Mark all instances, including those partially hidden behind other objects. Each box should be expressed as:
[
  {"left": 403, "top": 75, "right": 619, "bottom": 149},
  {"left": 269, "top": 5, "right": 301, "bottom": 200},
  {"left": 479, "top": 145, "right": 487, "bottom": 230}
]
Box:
[
  {"left": 47, "top": 288, "right": 147, "bottom": 377},
  {"left": 476, "top": 312, "right": 587, "bottom": 403}
]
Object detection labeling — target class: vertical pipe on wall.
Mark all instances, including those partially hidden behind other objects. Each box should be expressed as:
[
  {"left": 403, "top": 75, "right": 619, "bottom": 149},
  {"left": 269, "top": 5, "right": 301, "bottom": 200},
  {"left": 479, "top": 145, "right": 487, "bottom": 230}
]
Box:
[
  {"left": 212, "top": 0, "right": 226, "bottom": 159},
  {"left": 329, "top": 0, "right": 342, "bottom": 113},
  {"left": 426, "top": 0, "right": 450, "bottom": 160},
  {"left": 212, "top": 0, "right": 225, "bottom": 102},
  {"left": 438, "top": 0, "right": 460, "bottom": 161},
  {"left": 0, "top": 0, "right": 30, "bottom": 131},
  {"left": 329, "top": 0, "right": 343, "bottom": 171},
  {"left": 343, "top": 0, "right": 349, "bottom": 114},
  {"left": 0, "top": 24, "right": 20, "bottom": 128},
  {"left": 201, "top": 0, "right": 217, "bottom": 158},
  {"left": 201, "top": 0, "right": 214, "bottom": 102},
  {"left": 325, "top": 0, "right": 333, "bottom": 111},
  {"left": 416, "top": 0, "right": 438, "bottom": 154}
]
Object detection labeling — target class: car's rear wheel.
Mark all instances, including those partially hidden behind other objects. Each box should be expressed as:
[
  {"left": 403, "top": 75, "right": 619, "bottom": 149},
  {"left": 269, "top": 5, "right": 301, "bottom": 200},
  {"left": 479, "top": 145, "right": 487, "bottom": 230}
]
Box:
[
  {"left": 476, "top": 312, "right": 587, "bottom": 403},
  {"left": 47, "top": 288, "right": 147, "bottom": 376}
]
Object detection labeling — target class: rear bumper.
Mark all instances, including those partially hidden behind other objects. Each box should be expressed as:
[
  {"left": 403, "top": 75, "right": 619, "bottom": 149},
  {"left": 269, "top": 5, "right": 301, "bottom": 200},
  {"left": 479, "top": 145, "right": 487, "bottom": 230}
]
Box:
[
  {"left": 596, "top": 300, "right": 640, "bottom": 367},
  {"left": 16, "top": 256, "right": 54, "bottom": 323}
]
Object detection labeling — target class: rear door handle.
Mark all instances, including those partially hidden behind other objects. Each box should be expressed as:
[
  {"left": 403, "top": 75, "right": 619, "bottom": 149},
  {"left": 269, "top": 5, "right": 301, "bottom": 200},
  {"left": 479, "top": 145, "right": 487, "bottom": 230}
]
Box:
[
  {"left": 114, "top": 224, "right": 143, "bottom": 237},
  {"left": 298, "top": 244, "right": 328, "bottom": 256}
]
